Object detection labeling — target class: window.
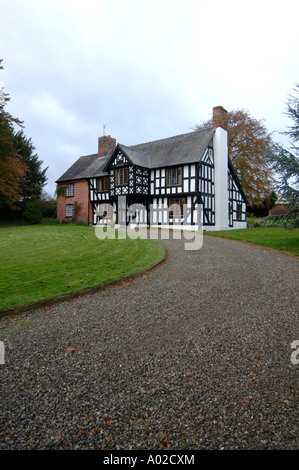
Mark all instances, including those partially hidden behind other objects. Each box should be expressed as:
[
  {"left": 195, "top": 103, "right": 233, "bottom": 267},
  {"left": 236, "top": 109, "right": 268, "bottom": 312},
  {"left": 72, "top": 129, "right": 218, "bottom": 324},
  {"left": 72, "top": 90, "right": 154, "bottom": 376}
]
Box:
[
  {"left": 66, "top": 204, "right": 74, "bottom": 218},
  {"left": 169, "top": 198, "right": 186, "bottom": 217},
  {"left": 166, "top": 167, "right": 182, "bottom": 186},
  {"left": 115, "top": 167, "right": 128, "bottom": 186},
  {"left": 98, "top": 176, "right": 109, "bottom": 192},
  {"left": 237, "top": 203, "right": 242, "bottom": 220},
  {"left": 66, "top": 184, "right": 74, "bottom": 197}
]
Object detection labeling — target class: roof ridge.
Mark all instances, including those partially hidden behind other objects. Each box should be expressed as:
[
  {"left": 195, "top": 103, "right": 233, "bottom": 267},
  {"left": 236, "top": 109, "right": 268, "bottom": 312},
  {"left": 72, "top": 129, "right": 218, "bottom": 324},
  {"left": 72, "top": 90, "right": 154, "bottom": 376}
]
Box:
[
  {"left": 79, "top": 152, "right": 104, "bottom": 159},
  {"left": 130, "top": 127, "right": 214, "bottom": 148}
]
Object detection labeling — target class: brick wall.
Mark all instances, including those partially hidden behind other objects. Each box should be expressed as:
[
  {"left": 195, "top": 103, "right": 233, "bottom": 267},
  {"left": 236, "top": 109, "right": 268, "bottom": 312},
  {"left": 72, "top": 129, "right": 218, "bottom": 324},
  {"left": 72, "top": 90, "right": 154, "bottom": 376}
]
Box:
[
  {"left": 213, "top": 106, "right": 228, "bottom": 130},
  {"left": 57, "top": 179, "right": 92, "bottom": 225},
  {"left": 98, "top": 135, "right": 116, "bottom": 157}
]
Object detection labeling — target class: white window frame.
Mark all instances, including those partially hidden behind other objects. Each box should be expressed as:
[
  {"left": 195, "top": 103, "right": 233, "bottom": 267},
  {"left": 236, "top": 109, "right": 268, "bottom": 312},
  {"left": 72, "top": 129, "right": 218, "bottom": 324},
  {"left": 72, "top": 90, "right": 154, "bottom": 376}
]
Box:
[
  {"left": 66, "top": 184, "right": 74, "bottom": 197},
  {"left": 66, "top": 204, "right": 74, "bottom": 218}
]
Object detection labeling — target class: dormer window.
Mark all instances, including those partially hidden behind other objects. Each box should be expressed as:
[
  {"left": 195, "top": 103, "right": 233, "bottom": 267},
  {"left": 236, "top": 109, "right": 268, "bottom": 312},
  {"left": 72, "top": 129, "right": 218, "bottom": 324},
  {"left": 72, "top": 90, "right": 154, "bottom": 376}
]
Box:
[
  {"left": 166, "top": 167, "right": 182, "bottom": 186},
  {"left": 115, "top": 167, "right": 128, "bottom": 186}
]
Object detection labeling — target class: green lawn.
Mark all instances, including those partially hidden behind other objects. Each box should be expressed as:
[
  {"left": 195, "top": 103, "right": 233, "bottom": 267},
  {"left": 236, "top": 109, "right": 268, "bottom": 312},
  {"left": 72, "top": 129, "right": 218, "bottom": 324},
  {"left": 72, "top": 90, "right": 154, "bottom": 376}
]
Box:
[
  {"left": 0, "top": 224, "right": 165, "bottom": 310},
  {"left": 205, "top": 226, "right": 299, "bottom": 257}
]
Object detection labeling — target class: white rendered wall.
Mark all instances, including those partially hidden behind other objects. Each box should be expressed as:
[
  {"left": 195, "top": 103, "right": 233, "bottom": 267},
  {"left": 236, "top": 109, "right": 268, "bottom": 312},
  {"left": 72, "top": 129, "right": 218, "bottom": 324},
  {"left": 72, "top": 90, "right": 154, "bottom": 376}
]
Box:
[{"left": 213, "top": 127, "right": 229, "bottom": 230}]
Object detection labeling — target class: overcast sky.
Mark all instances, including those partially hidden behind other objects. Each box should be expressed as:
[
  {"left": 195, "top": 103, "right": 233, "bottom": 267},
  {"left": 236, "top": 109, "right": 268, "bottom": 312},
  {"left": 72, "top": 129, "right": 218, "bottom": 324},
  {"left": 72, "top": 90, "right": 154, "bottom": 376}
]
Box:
[{"left": 1, "top": 0, "right": 298, "bottom": 197}]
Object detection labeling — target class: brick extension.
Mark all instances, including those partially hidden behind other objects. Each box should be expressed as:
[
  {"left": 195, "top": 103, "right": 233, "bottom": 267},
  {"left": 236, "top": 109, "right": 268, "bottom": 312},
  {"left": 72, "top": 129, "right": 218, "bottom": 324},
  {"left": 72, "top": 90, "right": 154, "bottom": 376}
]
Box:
[{"left": 57, "top": 179, "right": 92, "bottom": 224}]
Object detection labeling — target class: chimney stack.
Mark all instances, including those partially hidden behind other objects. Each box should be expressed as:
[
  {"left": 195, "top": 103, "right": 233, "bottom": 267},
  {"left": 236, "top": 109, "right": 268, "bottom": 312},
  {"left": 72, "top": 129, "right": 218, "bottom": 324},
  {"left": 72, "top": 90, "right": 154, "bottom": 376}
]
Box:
[
  {"left": 213, "top": 106, "right": 228, "bottom": 131},
  {"left": 98, "top": 135, "right": 116, "bottom": 157}
]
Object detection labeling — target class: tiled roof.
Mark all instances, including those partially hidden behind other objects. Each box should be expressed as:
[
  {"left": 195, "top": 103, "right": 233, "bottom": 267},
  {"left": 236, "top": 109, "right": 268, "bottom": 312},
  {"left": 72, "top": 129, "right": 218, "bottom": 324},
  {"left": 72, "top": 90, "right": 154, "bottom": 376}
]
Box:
[
  {"left": 56, "top": 129, "right": 215, "bottom": 182},
  {"left": 131, "top": 128, "right": 215, "bottom": 168},
  {"left": 56, "top": 151, "right": 112, "bottom": 183}
]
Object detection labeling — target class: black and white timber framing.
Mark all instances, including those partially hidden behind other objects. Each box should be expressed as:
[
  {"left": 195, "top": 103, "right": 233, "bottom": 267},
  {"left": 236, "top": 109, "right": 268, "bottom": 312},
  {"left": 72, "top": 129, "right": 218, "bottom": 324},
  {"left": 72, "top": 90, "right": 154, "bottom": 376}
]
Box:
[
  {"left": 57, "top": 115, "right": 248, "bottom": 231},
  {"left": 86, "top": 138, "right": 247, "bottom": 229}
]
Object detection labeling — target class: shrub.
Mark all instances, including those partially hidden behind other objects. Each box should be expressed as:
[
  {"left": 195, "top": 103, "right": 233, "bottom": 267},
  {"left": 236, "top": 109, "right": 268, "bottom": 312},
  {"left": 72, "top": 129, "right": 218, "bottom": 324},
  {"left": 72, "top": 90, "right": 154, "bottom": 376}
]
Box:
[{"left": 23, "top": 195, "right": 43, "bottom": 224}]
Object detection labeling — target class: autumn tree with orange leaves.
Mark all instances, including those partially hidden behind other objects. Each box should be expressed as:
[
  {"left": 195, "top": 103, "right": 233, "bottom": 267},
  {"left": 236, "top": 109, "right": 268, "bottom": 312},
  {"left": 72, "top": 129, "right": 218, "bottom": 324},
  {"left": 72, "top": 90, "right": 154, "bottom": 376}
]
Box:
[
  {"left": 0, "top": 60, "right": 28, "bottom": 210},
  {"left": 0, "top": 60, "right": 47, "bottom": 216},
  {"left": 194, "top": 109, "right": 275, "bottom": 209}
]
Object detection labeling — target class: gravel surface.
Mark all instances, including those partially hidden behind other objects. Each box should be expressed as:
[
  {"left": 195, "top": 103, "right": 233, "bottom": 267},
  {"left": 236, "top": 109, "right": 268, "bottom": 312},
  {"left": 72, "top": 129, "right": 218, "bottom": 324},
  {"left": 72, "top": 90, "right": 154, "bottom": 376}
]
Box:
[{"left": 0, "top": 234, "right": 298, "bottom": 450}]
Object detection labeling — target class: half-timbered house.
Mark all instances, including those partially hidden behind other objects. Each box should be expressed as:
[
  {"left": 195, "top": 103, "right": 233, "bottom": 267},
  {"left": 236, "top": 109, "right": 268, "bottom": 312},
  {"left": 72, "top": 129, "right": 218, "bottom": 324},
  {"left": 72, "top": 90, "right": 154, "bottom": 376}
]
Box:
[{"left": 56, "top": 106, "right": 247, "bottom": 230}]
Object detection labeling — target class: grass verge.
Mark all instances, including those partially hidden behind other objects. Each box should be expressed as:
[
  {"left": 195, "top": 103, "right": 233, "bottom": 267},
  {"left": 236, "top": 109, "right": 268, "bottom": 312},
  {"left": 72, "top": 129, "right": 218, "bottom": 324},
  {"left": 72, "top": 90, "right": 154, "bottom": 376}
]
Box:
[
  {"left": 0, "top": 224, "right": 165, "bottom": 310},
  {"left": 205, "top": 226, "right": 299, "bottom": 257}
]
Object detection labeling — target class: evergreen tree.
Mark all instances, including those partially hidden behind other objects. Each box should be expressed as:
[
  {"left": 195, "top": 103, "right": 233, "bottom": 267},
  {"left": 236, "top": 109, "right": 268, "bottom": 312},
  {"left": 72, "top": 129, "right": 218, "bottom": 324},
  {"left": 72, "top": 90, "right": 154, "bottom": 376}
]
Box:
[
  {"left": 23, "top": 194, "right": 43, "bottom": 224},
  {"left": 267, "top": 84, "right": 299, "bottom": 228},
  {"left": 285, "top": 83, "right": 299, "bottom": 145},
  {"left": 13, "top": 129, "right": 48, "bottom": 205}
]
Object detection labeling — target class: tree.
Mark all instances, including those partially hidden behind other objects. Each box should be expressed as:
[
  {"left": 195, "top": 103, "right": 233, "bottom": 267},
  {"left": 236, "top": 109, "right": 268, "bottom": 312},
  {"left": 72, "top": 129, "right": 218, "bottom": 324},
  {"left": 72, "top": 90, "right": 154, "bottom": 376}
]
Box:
[
  {"left": 13, "top": 129, "right": 48, "bottom": 205},
  {"left": 0, "top": 60, "right": 48, "bottom": 217},
  {"left": 0, "top": 60, "right": 28, "bottom": 211},
  {"left": 266, "top": 84, "right": 299, "bottom": 228},
  {"left": 23, "top": 194, "right": 43, "bottom": 224},
  {"left": 285, "top": 83, "right": 299, "bottom": 145},
  {"left": 268, "top": 144, "right": 298, "bottom": 209},
  {"left": 194, "top": 109, "right": 275, "bottom": 208}
]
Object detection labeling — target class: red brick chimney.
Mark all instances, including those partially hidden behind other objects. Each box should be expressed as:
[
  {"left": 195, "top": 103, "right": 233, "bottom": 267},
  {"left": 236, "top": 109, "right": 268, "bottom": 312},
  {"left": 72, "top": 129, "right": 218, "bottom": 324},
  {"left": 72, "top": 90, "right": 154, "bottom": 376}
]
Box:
[
  {"left": 98, "top": 135, "right": 116, "bottom": 157},
  {"left": 213, "top": 106, "right": 228, "bottom": 131}
]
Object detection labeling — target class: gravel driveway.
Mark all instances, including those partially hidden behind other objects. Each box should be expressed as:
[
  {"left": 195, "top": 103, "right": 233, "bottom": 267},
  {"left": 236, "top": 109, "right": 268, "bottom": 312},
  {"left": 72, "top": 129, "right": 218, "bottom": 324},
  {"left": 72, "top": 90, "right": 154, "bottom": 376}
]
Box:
[{"left": 0, "top": 234, "right": 298, "bottom": 450}]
